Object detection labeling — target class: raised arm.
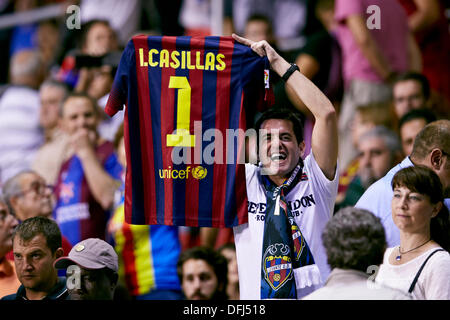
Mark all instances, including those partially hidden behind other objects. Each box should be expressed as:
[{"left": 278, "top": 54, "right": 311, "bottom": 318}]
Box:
[{"left": 232, "top": 34, "right": 337, "bottom": 180}]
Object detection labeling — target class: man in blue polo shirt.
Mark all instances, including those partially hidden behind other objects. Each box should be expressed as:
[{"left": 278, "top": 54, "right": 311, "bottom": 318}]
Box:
[{"left": 356, "top": 120, "right": 450, "bottom": 247}]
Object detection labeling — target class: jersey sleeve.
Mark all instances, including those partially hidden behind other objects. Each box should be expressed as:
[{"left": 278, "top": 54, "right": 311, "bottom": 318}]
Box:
[
  {"left": 104, "top": 40, "right": 134, "bottom": 117},
  {"left": 104, "top": 152, "right": 123, "bottom": 181},
  {"left": 239, "top": 44, "right": 273, "bottom": 124}
]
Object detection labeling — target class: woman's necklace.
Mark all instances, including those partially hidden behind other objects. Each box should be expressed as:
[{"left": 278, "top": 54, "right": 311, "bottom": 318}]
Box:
[{"left": 396, "top": 238, "right": 431, "bottom": 261}]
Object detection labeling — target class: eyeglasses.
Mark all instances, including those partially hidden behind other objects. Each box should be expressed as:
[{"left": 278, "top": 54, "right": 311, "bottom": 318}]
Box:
[{"left": 18, "top": 181, "right": 54, "bottom": 197}]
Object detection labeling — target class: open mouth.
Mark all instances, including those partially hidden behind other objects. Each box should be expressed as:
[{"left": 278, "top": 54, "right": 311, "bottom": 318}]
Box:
[{"left": 270, "top": 153, "right": 287, "bottom": 161}]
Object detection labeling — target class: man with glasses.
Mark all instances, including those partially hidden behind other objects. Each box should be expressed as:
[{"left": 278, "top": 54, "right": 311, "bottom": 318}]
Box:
[
  {"left": 356, "top": 120, "right": 450, "bottom": 247},
  {"left": 2, "top": 170, "right": 54, "bottom": 222},
  {"left": 2, "top": 170, "right": 72, "bottom": 255}
]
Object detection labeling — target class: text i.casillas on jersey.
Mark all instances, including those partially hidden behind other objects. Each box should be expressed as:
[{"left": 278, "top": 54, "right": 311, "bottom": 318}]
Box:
[{"left": 138, "top": 48, "right": 226, "bottom": 71}]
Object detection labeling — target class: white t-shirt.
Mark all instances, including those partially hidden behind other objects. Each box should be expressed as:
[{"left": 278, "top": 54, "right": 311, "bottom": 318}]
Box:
[
  {"left": 233, "top": 152, "right": 339, "bottom": 299},
  {"left": 376, "top": 247, "right": 450, "bottom": 300},
  {"left": 0, "top": 86, "right": 43, "bottom": 184}
]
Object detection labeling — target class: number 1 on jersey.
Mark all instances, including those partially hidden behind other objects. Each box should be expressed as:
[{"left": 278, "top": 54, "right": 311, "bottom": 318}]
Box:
[{"left": 167, "top": 76, "right": 196, "bottom": 147}]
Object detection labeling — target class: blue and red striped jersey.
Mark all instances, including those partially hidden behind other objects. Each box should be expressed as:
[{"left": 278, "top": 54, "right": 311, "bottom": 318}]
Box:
[
  {"left": 105, "top": 35, "right": 271, "bottom": 228},
  {"left": 53, "top": 142, "right": 123, "bottom": 245}
]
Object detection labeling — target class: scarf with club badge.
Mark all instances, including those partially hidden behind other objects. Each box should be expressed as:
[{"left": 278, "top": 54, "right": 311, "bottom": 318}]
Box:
[{"left": 260, "top": 160, "right": 321, "bottom": 299}]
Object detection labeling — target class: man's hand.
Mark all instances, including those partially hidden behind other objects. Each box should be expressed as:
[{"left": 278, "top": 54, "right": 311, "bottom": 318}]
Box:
[
  {"left": 74, "top": 67, "right": 94, "bottom": 93},
  {"left": 69, "top": 128, "right": 118, "bottom": 210},
  {"left": 232, "top": 33, "right": 289, "bottom": 78},
  {"left": 70, "top": 128, "right": 97, "bottom": 159},
  {"left": 233, "top": 34, "right": 337, "bottom": 180}
]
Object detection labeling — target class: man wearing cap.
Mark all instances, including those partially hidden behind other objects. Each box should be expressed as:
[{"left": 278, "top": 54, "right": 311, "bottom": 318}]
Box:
[{"left": 54, "top": 238, "right": 118, "bottom": 300}]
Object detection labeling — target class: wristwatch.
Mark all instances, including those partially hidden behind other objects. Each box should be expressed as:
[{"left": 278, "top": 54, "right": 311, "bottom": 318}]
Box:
[{"left": 281, "top": 63, "right": 300, "bottom": 82}]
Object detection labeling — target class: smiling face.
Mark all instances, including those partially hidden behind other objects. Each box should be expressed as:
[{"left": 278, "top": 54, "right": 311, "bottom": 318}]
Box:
[
  {"left": 259, "top": 119, "right": 304, "bottom": 184},
  {"left": 61, "top": 96, "right": 98, "bottom": 137},
  {"left": 391, "top": 186, "right": 441, "bottom": 234}
]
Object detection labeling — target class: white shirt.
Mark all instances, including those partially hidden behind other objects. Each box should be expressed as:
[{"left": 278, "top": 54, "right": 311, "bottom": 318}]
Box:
[
  {"left": 97, "top": 94, "right": 124, "bottom": 142},
  {"left": 376, "top": 247, "right": 450, "bottom": 300},
  {"left": 302, "top": 268, "right": 411, "bottom": 300},
  {"left": 234, "top": 152, "right": 339, "bottom": 299},
  {"left": 0, "top": 86, "right": 43, "bottom": 184}
]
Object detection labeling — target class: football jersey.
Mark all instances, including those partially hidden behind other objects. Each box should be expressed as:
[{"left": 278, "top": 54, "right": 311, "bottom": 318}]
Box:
[
  {"left": 108, "top": 200, "right": 182, "bottom": 296},
  {"left": 105, "top": 35, "right": 271, "bottom": 227},
  {"left": 53, "top": 141, "right": 123, "bottom": 245}
]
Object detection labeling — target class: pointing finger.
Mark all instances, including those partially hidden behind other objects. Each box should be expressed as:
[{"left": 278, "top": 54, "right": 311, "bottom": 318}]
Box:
[{"left": 232, "top": 33, "right": 254, "bottom": 47}]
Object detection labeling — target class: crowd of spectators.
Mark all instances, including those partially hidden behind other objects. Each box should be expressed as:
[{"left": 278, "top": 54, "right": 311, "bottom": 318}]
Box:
[{"left": 0, "top": 0, "right": 449, "bottom": 300}]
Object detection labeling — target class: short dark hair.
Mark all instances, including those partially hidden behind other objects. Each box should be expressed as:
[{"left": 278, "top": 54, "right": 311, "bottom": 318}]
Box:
[
  {"left": 394, "top": 72, "right": 430, "bottom": 100},
  {"left": 255, "top": 107, "right": 304, "bottom": 145},
  {"left": 392, "top": 165, "right": 443, "bottom": 204},
  {"left": 322, "top": 207, "right": 386, "bottom": 272},
  {"left": 217, "top": 242, "right": 236, "bottom": 254},
  {"left": 246, "top": 14, "right": 273, "bottom": 30},
  {"left": 398, "top": 108, "right": 437, "bottom": 131},
  {"left": 13, "top": 216, "right": 62, "bottom": 254},
  {"left": 79, "top": 19, "right": 112, "bottom": 49},
  {"left": 177, "top": 246, "right": 228, "bottom": 300},
  {"left": 392, "top": 166, "right": 450, "bottom": 251},
  {"left": 411, "top": 120, "right": 450, "bottom": 160},
  {"left": 60, "top": 91, "right": 98, "bottom": 117}
]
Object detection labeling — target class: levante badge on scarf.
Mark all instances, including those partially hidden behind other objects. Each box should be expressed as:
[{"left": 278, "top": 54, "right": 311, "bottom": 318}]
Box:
[
  {"left": 260, "top": 162, "right": 318, "bottom": 299},
  {"left": 263, "top": 243, "right": 294, "bottom": 292}
]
